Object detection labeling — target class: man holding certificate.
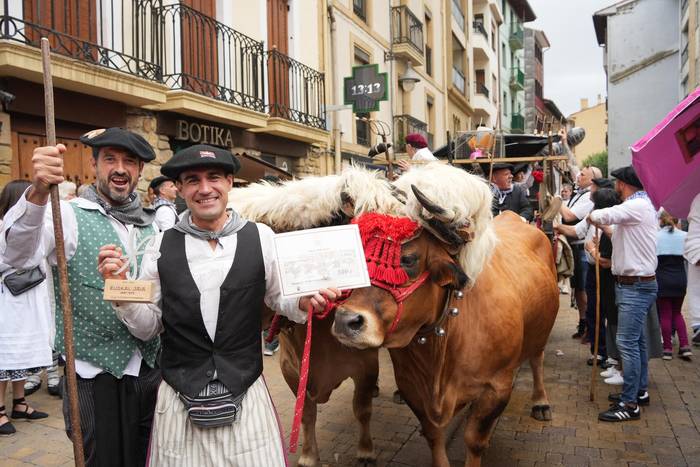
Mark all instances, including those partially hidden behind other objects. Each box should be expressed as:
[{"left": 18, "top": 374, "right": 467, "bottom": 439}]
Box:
[
  {"left": 0, "top": 128, "right": 161, "bottom": 466},
  {"left": 97, "top": 144, "right": 339, "bottom": 466}
]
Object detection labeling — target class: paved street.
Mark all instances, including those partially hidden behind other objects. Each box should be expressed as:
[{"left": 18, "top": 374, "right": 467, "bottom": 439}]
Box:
[{"left": 2, "top": 296, "right": 700, "bottom": 466}]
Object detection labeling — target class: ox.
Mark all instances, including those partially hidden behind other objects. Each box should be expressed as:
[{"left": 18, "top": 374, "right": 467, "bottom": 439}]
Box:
[
  {"left": 230, "top": 168, "right": 403, "bottom": 466},
  {"left": 331, "top": 165, "right": 560, "bottom": 467}
]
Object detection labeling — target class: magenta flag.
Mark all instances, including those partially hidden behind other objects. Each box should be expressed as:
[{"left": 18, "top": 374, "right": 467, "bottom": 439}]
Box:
[{"left": 632, "top": 87, "right": 700, "bottom": 218}]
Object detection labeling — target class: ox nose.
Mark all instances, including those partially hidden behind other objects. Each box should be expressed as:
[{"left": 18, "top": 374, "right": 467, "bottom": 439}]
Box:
[{"left": 334, "top": 309, "right": 365, "bottom": 336}]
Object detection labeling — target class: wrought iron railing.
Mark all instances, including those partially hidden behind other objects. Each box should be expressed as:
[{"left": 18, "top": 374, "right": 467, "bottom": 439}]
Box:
[
  {"left": 0, "top": 0, "right": 161, "bottom": 81},
  {"left": 155, "top": 2, "right": 265, "bottom": 112},
  {"left": 509, "top": 22, "right": 523, "bottom": 50},
  {"left": 391, "top": 5, "right": 423, "bottom": 56},
  {"left": 452, "top": 66, "right": 465, "bottom": 94},
  {"left": 1, "top": 1, "right": 327, "bottom": 130},
  {"left": 393, "top": 114, "right": 428, "bottom": 152},
  {"left": 475, "top": 82, "right": 490, "bottom": 99},
  {"left": 452, "top": 0, "right": 465, "bottom": 31},
  {"left": 266, "top": 49, "right": 326, "bottom": 130},
  {"left": 473, "top": 21, "right": 487, "bottom": 39}
]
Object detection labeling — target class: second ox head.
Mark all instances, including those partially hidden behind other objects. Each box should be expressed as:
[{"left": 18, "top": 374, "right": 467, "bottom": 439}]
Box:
[{"left": 332, "top": 186, "right": 471, "bottom": 349}]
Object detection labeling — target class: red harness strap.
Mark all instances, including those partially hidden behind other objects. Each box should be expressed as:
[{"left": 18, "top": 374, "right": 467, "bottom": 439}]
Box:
[{"left": 371, "top": 271, "right": 431, "bottom": 335}]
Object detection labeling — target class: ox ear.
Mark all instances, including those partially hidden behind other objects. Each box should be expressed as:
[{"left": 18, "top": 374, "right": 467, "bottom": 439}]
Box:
[
  {"left": 340, "top": 191, "right": 355, "bottom": 218},
  {"left": 428, "top": 256, "right": 469, "bottom": 289}
]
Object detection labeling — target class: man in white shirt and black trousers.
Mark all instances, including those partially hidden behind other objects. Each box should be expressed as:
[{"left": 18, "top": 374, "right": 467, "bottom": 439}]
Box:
[
  {"left": 97, "top": 144, "right": 339, "bottom": 466},
  {"left": 587, "top": 166, "right": 658, "bottom": 422},
  {"left": 560, "top": 166, "right": 602, "bottom": 341},
  {"left": 0, "top": 128, "right": 162, "bottom": 466},
  {"left": 149, "top": 175, "right": 179, "bottom": 231}
]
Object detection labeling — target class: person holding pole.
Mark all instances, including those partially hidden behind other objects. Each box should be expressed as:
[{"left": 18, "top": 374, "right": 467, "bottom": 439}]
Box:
[
  {"left": 587, "top": 166, "right": 658, "bottom": 423},
  {"left": 0, "top": 128, "right": 161, "bottom": 465},
  {"left": 97, "top": 144, "right": 338, "bottom": 466}
]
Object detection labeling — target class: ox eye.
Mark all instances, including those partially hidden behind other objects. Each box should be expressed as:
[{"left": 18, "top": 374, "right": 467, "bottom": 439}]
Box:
[{"left": 401, "top": 254, "right": 418, "bottom": 268}]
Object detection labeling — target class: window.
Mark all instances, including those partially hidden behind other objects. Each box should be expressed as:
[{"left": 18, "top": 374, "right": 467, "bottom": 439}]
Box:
[
  {"left": 453, "top": 114, "right": 461, "bottom": 135},
  {"left": 503, "top": 92, "right": 507, "bottom": 113},
  {"left": 535, "top": 44, "right": 543, "bottom": 63},
  {"left": 425, "top": 13, "right": 433, "bottom": 77},
  {"left": 426, "top": 95, "right": 435, "bottom": 148},
  {"left": 354, "top": 46, "right": 371, "bottom": 147},
  {"left": 491, "top": 22, "right": 496, "bottom": 51},
  {"left": 535, "top": 80, "right": 543, "bottom": 99},
  {"left": 353, "top": 0, "right": 367, "bottom": 23}
]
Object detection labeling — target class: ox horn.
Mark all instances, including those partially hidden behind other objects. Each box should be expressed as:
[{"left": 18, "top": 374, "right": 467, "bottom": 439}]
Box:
[
  {"left": 410, "top": 185, "right": 453, "bottom": 224},
  {"left": 340, "top": 191, "right": 355, "bottom": 218},
  {"left": 410, "top": 184, "right": 469, "bottom": 250}
]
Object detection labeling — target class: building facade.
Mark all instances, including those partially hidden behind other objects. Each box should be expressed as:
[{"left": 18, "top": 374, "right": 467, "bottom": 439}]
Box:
[
  {"left": 568, "top": 97, "right": 607, "bottom": 166},
  {"left": 593, "top": 0, "right": 681, "bottom": 171},
  {"left": 498, "top": 0, "right": 534, "bottom": 134},
  {"left": 522, "top": 27, "right": 548, "bottom": 134},
  {"left": 0, "top": 0, "right": 330, "bottom": 190}
]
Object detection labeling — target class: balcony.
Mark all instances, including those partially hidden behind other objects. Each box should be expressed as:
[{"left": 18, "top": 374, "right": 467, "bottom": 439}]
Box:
[
  {"left": 475, "top": 82, "right": 490, "bottom": 99},
  {"left": 509, "top": 67, "right": 524, "bottom": 91},
  {"left": 0, "top": 0, "right": 327, "bottom": 138},
  {"left": 452, "top": 66, "right": 466, "bottom": 94},
  {"left": 0, "top": 0, "right": 165, "bottom": 106},
  {"left": 511, "top": 113, "right": 525, "bottom": 133},
  {"left": 509, "top": 23, "right": 524, "bottom": 50},
  {"left": 391, "top": 5, "right": 424, "bottom": 66},
  {"left": 473, "top": 21, "right": 488, "bottom": 39},
  {"left": 393, "top": 115, "right": 428, "bottom": 152},
  {"left": 452, "top": 0, "right": 465, "bottom": 31}
]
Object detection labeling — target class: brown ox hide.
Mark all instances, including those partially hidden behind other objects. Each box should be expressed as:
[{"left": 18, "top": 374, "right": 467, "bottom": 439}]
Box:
[
  {"left": 333, "top": 212, "right": 559, "bottom": 467},
  {"left": 277, "top": 315, "right": 378, "bottom": 466}
]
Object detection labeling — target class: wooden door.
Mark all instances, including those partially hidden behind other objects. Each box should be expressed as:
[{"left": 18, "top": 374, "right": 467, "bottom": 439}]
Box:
[
  {"left": 13, "top": 133, "right": 94, "bottom": 186},
  {"left": 23, "top": 0, "right": 97, "bottom": 55},
  {"left": 181, "top": 0, "right": 219, "bottom": 96},
  {"left": 267, "top": 0, "right": 289, "bottom": 118}
]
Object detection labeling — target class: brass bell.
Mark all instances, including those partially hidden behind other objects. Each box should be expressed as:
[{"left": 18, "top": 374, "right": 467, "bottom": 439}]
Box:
[
  {"left": 454, "top": 290, "right": 464, "bottom": 299},
  {"left": 435, "top": 327, "right": 446, "bottom": 337},
  {"left": 448, "top": 307, "right": 460, "bottom": 316},
  {"left": 417, "top": 336, "right": 428, "bottom": 344}
]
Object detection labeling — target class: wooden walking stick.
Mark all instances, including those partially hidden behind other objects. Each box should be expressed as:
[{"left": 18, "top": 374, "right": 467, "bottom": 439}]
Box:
[
  {"left": 40, "top": 38, "right": 86, "bottom": 467},
  {"left": 589, "top": 227, "right": 602, "bottom": 402}
]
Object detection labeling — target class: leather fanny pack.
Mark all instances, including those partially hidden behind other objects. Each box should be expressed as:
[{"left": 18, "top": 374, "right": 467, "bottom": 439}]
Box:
[
  {"left": 178, "top": 380, "right": 245, "bottom": 428},
  {"left": 615, "top": 275, "right": 655, "bottom": 285},
  {"left": 2, "top": 266, "right": 46, "bottom": 296}
]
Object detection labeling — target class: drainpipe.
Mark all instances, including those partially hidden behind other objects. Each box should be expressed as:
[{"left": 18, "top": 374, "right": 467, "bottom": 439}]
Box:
[{"left": 328, "top": 4, "right": 342, "bottom": 174}]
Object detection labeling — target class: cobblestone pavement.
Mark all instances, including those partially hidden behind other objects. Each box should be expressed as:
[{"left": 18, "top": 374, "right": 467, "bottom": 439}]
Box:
[{"left": 2, "top": 296, "right": 699, "bottom": 466}]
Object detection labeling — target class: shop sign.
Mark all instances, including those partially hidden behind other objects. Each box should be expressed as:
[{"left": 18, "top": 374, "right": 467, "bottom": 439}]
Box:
[{"left": 175, "top": 120, "right": 234, "bottom": 147}]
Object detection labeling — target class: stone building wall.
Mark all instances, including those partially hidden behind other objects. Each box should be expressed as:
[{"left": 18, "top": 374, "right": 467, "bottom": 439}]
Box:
[{"left": 125, "top": 109, "right": 173, "bottom": 201}]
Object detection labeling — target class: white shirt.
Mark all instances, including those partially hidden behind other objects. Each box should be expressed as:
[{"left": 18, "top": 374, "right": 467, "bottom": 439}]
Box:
[
  {"left": 684, "top": 193, "right": 700, "bottom": 265},
  {"left": 0, "top": 191, "right": 146, "bottom": 378},
  {"left": 566, "top": 189, "right": 594, "bottom": 245},
  {"left": 113, "top": 221, "right": 306, "bottom": 343},
  {"left": 589, "top": 193, "right": 658, "bottom": 277},
  {"left": 412, "top": 147, "right": 437, "bottom": 161},
  {"left": 153, "top": 201, "right": 178, "bottom": 231}
]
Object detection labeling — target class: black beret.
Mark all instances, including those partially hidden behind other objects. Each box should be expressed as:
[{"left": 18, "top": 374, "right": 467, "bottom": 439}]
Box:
[
  {"left": 610, "top": 166, "right": 643, "bottom": 190},
  {"left": 80, "top": 128, "right": 155, "bottom": 162},
  {"left": 479, "top": 162, "right": 514, "bottom": 175},
  {"left": 161, "top": 144, "right": 240, "bottom": 179},
  {"left": 512, "top": 163, "right": 530, "bottom": 175},
  {"left": 592, "top": 177, "right": 614, "bottom": 189},
  {"left": 148, "top": 176, "right": 174, "bottom": 191}
]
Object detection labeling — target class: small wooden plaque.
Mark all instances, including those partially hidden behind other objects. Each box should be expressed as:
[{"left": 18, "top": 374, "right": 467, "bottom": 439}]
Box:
[{"left": 103, "top": 279, "right": 153, "bottom": 303}]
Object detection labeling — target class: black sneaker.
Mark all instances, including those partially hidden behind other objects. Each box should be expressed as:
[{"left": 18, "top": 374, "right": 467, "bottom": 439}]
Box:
[
  {"left": 598, "top": 402, "right": 640, "bottom": 422},
  {"left": 679, "top": 347, "right": 693, "bottom": 361},
  {"left": 572, "top": 320, "right": 586, "bottom": 339},
  {"left": 608, "top": 390, "right": 649, "bottom": 406},
  {"left": 692, "top": 327, "right": 700, "bottom": 347}
]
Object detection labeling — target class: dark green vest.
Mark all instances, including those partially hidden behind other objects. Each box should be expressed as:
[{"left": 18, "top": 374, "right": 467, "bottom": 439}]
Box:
[{"left": 53, "top": 203, "right": 160, "bottom": 377}]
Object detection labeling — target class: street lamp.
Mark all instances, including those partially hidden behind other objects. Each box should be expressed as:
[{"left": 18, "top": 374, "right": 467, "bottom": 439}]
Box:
[{"left": 398, "top": 61, "right": 421, "bottom": 93}]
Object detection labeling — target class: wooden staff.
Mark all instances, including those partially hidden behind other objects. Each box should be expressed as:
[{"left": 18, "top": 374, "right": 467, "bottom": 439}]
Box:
[
  {"left": 40, "top": 38, "right": 86, "bottom": 467},
  {"left": 589, "top": 227, "right": 602, "bottom": 402}
]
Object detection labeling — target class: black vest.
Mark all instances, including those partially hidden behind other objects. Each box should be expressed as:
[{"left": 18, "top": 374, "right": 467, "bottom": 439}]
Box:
[{"left": 157, "top": 223, "right": 265, "bottom": 398}]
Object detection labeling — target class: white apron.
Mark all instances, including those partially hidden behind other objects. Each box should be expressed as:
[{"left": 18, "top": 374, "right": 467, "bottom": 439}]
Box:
[{"left": 147, "top": 376, "right": 287, "bottom": 467}]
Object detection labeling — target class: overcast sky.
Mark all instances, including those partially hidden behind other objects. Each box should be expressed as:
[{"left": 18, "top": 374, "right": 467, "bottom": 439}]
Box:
[{"left": 527, "top": 0, "right": 614, "bottom": 117}]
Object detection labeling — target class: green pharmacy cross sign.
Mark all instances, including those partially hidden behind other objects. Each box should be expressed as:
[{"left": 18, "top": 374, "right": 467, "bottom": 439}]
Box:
[{"left": 344, "top": 64, "right": 388, "bottom": 113}]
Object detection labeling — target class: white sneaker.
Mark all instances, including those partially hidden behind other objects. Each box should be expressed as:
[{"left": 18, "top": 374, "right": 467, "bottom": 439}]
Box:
[
  {"left": 605, "top": 358, "right": 619, "bottom": 367},
  {"left": 605, "top": 373, "right": 624, "bottom": 385},
  {"left": 600, "top": 366, "right": 620, "bottom": 378}
]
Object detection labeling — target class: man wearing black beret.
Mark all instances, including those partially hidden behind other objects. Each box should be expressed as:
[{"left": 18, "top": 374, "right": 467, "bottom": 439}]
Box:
[
  {"left": 486, "top": 162, "right": 533, "bottom": 221},
  {"left": 588, "top": 165, "right": 658, "bottom": 423},
  {"left": 98, "top": 144, "right": 340, "bottom": 465},
  {"left": 0, "top": 128, "right": 161, "bottom": 465},
  {"left": 149, "top": 176, "right": 178, "bottom": 231}
]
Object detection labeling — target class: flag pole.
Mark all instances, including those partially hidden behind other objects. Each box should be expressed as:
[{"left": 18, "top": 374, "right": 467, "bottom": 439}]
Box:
[{"left": 40, "top": 38, "right": 86, "bottom": 467}]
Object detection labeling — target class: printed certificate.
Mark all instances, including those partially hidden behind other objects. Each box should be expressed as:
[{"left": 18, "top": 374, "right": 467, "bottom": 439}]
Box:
[{"left": 273, "top": 224, "right": 370, "bottom": 298}]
